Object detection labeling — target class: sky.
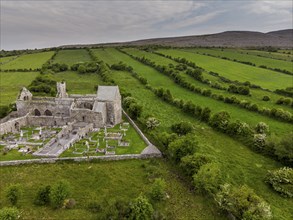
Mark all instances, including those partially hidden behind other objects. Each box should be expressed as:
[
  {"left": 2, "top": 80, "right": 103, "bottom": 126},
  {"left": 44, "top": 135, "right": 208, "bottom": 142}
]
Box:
[{"left": 1, "top": 0, "right": 292, "bottom": 50}]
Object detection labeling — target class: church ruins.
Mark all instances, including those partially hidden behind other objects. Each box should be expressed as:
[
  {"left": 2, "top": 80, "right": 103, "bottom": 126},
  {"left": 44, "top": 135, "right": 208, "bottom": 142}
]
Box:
[{"left": 0, "top": 82, "right": 122, "bottom": 135}]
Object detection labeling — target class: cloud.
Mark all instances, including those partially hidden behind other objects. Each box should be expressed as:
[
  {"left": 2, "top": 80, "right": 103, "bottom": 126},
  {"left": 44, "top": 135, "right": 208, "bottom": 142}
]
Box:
[{"left": 0, "top": 0, "right": 292, "bottom": 50}]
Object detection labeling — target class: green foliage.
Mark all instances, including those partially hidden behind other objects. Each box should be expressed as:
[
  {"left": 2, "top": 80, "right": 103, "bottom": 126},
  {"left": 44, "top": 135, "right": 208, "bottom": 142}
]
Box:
[
  {"left": 255, "top": 122, "right": 270, "bottom": 134},
  {"left": 215, "top": 184, "right": 272, "bottom": 220},
  {"left": 226, "top": 120, "right": 252, "bottom": 137},
  {"left": 5, "top": 184, "right": 22, "bottom": 206},
  {"left": 28, "top": 75, "right": 57, "bottom": 96},
  {"left": 265, "top": 167, "right": 293, "bottom": 198},
  {"left": 274, "top": 133, "right": 293, "bottom": 164},
  {"left": 262, "top": 96, "right": 270, "bottom": 101},
  {"left": 180, "top": 153, "right": 213, "bottom": 178},
  {"left": 146, "top": 117, "right": 160, "bottom": 130},
  {"left": 123, "top": 96, "right": 143, "bottom": 120},
  {"left": 209, "top": 111, "right": 231, "bottom": 132},
  {"left": 50, "top": 180, "right": 70, "bottom": 209},
  {"left": 193, "top": 163, "right": 223, "bottom": 195},
  {"left": 34, "top": 185, "right": 51, "bottom": 206},
  {"left": 0, "top": 105, "right": 11, "bottom": 119},
  {"left": 171, "top": 121, "right": 193, "bottom": 135},
  {"left": 77, "top": 65, "right": 86, "bottom": 74},
  {"left": 149, "top": 178, "right": 167, "bottom": 201},
  {"left": 168, "top": 134, "right": 198, "bottom": 163},
  {"left": 0, "top": 207, "right": 20, "bottom": 220},
  {"left": 111, "top": 61, "right": 133, "bottom": 72},
  {"left": 129, "top": 195, "right": 154, "bottom": 220}
]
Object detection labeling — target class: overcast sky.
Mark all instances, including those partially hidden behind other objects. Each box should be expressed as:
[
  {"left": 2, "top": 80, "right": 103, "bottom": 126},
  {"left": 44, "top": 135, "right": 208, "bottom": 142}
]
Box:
[{"left": 1, "top": 0, "right": 292, "bottom": 50}]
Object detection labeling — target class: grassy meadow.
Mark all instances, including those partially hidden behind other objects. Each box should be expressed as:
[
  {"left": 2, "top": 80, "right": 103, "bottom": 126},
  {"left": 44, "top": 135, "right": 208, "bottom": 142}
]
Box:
[
  {"left": 0, "top": 160, "right": 223, "bottom": 220},
  {"left": 0, "top": 51, "right": 54, "bottom": 70},
  {"left": 53, "top": 49, "right": 92, "bottom": 65},
  {"left": 0, "top": 47, "right": 292, "bottom": 219},
  {"left": 158, "top": 49, "right": 292, "bottom": 91},
  {"left": 0, "top": 71, "right": 40, "bottom": 105}
]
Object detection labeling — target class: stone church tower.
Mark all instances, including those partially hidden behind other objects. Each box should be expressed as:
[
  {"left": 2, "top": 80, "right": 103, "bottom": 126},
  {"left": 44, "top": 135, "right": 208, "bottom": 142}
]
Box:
[{"left": 56, "top": 82, "right": 68, "bottom": 98}]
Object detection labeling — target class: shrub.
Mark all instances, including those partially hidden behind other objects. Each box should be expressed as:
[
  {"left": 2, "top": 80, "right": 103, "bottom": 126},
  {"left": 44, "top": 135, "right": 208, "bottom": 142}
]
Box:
[
  {"left": 215, "top": 184, "right": 272, "bottom": 220},
  {"left": 129, "top": 195, "right": 154, "bottom": 220},
  {"left": 262, "top": 96, "right": 270, "bottom": 101},
  {"left": 5, "top": 184, "right": 22, "bottom": 206},
  {"left": 50, "top": 180, "right": 70, "bottom": 209},
  {"left": 128, "top": 103, "right": 142, "bottom": 120},
  {"left": 0, "top": 207, "right": 20, "bottom": 220},
  {"left": 274, "top": 133, "right": 293, "bottom": 164},
  {"left": 265, "top": 167, "right": 293, "bottom": 198},
  {"left": 150, "top": 178, "right": 167, "bottom": 201},
  {"left": 171, "top": 121, "right": 193, "bottom": 135},
  {"left": 180, "top": 153, "right": 213, "bottom": 178},
  {"left": 146, "top": 117, "right": 160, "bottom": 130},
  {"left": 253, "top": 134, "right": 267, "bottom": 151},
  {"left": 226, "top": 120, "right": 252, "bottom": 137},
  {"left": 255, "top": 122, "right": 270, "bottom": 134},
  {"left": 209, "top": 111, "right": 231, "bottom": 132},
  {"left": 0, "top": 105, "right": 11, "bottom": 119},
  {"left": 168, "top": 134, "right": 198, "bottom": 162},
  {"left": 193, "top": 163, "right": 223, "bottom": 195},
  {"left": 200, "top": 107, "right": 211, "bottom": 122},
  {"left": 34, "top": 185, "right": 51, "bottom": 206}
]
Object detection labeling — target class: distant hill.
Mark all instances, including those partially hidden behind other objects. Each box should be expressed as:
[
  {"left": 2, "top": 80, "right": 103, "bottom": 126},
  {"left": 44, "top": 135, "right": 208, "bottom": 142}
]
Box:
[{"left": 61, "top": 29, "right": 293, "bottom": 48}]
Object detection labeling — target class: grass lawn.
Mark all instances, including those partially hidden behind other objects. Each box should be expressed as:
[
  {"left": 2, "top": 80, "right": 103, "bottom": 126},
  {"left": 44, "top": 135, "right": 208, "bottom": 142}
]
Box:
[
  {"left": 92, "top": 48, "right": 293, "bottom": 219},
  {"left": 241, "top": 49, "right": 293, "bottom": 62},
  {"left": 188, "top": 48, "right": 293, "bottom": 73},
  {"left": 53, "top": 49, "right": 92, "bottom": 65},
  {"left": 0, "top": 52, "right": 54, "bottom": 70},
  {"left": 52, "top": 71, "right": 104, "bottom": 95},
  {"left": 0, "top": 159, "right": 223, "bottom": 219},
  {"left": 0, "top": 71, "right": 40, "bottom": 105},
  {"left": 158, "top": 49, "right": 293, "bottom": 91}
]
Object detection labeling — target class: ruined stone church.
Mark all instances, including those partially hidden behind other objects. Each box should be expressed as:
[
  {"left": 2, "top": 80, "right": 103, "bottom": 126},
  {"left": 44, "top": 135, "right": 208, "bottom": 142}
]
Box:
[{"left": 0, "top": 82, "right": 122, "bottom": 135}]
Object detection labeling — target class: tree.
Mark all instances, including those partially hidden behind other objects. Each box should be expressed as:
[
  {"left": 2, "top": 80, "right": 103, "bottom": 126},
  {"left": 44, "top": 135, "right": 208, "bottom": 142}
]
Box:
[
  {"left": 149, "top": 178, "right": 167, "bottom": 201},
  {"left": 50, "top": 180, "right": 70, "bottom": 209},
  {"left": 128, "top": 103, "right": 142, "bottom": 120},
  {"left": 129, "top": 195, "right": 154, "bottom": 220},
  {"left": 274, "top": 133, "right": 293, "bottom": 164},
  {"left": 5, "top": 184, "right": 22, "bottom": 206},
  {"left": 200, "top": 107, "right": 211, "bottom": 122},
  {"left": 77, "top": 65, "right": 86, "bottom": 74},
  {"left": 193, "top": 163, "right": 223, "bottom": 195},
  {"left": 146, "top": 117, "right": 160, "bottom": 130}
]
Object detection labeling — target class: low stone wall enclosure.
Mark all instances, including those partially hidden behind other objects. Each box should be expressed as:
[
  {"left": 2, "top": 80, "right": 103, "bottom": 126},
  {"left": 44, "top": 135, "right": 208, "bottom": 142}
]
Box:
[{"left": 0, "top": 110, "right": 162, "bottom": 166}]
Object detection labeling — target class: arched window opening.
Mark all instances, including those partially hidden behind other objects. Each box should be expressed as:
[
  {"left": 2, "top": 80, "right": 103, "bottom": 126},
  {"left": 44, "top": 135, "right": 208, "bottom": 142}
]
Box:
[
  {"left": 44, "top": 109, "right": 52, "bottom": 116},
  {"left": 34, "top": 109, "right": 41, "bottom": 116}
]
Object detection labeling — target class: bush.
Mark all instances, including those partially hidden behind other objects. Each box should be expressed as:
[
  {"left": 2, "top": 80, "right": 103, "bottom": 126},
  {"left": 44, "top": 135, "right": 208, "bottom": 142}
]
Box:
[
  {"left": 149, "top": 178, "right": 167, "bottom": 201},
  {"left": 253, "top": 134, "right": 267, "bottom": 151},
  {"left": 50, "top": 180, "right": 70, "bottom": 209},
  {"left": 171, "top": 121, "right": 193, "bottom": 136},
  {"left": 193, "top": 163, "right": 223, "bottom": 195},
  {"left": 265, "top": 167, "right": 293, "bottom": 198},
  {"left": 129, "top": 195, "right": 154, "bottom": 220},
  {"left": 168, "top": 134, "right": 198, "bottom": 163},
  {"left": 128, "top": 103, "right": 142, "bottom": 120},
  {"left": 34, "top": 185, "right": 51, "bottom": 206},
  {"left": 262, "top": 96, "right": 270, "bottom": 101},
  {"left": 226, "top": 120, "right": 252, "bottom": 137},
  {"left": 209, "top": 111, "right": 231, "bottom": 132},
  {"left": 0, "top": 105, "right": 11, "bottom": 119},
  {"left": 255, "top": 122, "right": 269, "bottom": 134},
  {"left": 5, "top": 184, "right": 22, "bottom": 206},
  {"left": 63, "top": 198, "right": 76, "bottom": 209},
  {"left": 215, "top": 184, "right": 272, "bottom": 220},
  {"left": 180, "top": 153, "right": 212, "bottom": 178},
  {"left": 0, "top": 207, "right": 20, "bottom": 220},
  {"left": 146, "top": 117, "right": 160, "bottom": 130},
  {"left": 274, "top": 133, "right": 293, "bottom": 164}
]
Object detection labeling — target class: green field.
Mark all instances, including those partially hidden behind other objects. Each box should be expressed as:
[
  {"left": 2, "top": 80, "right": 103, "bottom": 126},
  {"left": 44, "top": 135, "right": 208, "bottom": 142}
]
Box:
[
  {"left": 158, "top": 49, "right": 293, "bottom": 91},
  {"left": 93, "top": 48, "right": 292, "bottom": 137},
  {"left": 0, "top": 160, "right": 223, "bottom": 219},
  {"left": 52, "top": 71, "right": 103, "bottom": 94},
  {"left": 241, "top": 49, "right": 293, "bottom": 62},
  {"left": 0, "top": 52, "right": 54, "bottom": 70},
  {"left": 189, "top": 48, "right": 293, "bottom": 73},
  {"left": 0, "top": 46, "right": 292, "bottom": 220},
  {"left": 0, "top": 71, "right": 40, "bottom": 105},
  {"left": 0, "top": 55, "right": 18, "bottom": 65},
  {"left": 53, "top": 49, "right": 92, "bottom": 65}
]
